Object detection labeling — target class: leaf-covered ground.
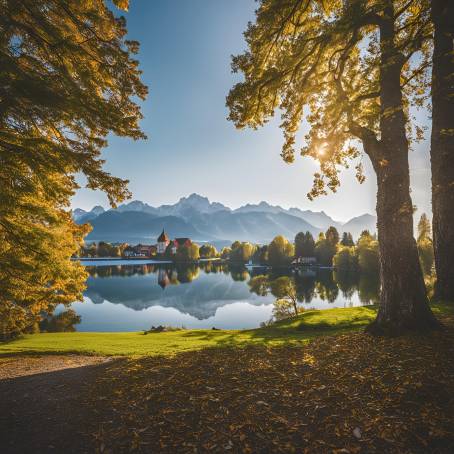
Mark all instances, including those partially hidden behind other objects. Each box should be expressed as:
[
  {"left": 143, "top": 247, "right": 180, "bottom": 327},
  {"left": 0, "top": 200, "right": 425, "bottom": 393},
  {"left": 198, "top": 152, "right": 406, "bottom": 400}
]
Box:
[{"left": 92, "top": 314, "right": 454, "bottom": 453}]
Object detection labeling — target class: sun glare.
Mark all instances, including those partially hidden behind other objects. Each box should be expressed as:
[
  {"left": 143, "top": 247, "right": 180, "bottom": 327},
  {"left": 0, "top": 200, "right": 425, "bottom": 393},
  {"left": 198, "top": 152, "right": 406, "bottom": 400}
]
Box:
[{"left": 316, "top": 142, "right": 328, "bottom": 157}]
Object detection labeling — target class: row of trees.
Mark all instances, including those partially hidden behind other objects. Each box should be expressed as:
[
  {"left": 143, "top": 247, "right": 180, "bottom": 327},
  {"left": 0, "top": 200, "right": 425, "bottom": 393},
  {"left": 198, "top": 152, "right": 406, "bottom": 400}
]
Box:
[
  {"left": 222, "top": 226, "right": 378, "bottom": 270},
  {"left": 80, "top": 242, "right": 127, "bottom": 258},
  {"left": 227, "top": 0, "right": 453, "bottom": 333},
  {"left": 80, "top": 241, "right": 219, "bottom": 263}
]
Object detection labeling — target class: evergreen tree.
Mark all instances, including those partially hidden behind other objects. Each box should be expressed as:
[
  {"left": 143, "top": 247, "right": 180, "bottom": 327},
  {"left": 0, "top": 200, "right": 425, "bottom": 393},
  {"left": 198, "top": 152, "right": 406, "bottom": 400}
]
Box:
[
  {"left": 325, "top": 226, "right": 340, "bottom": 246},
  {"left": 294, "top": 232, "right": 306, "bottom": 258},
  {"left": 294, "top": 231, "right": 315, "bottom": 257},
  {"left": 0, "top": 0, "right": 147, "bottom": 338},
  {"left": 430, "top": 0, "right": 454, "bottom": 301},
  {"left": 315, "top": 236, "right": 337, "bottom": 267},
  {"left": 227, "top": 0, "right": 438, "bottom": 333},
  {"left": 341, "top": 232, "right": 355, "bottom": 247}
]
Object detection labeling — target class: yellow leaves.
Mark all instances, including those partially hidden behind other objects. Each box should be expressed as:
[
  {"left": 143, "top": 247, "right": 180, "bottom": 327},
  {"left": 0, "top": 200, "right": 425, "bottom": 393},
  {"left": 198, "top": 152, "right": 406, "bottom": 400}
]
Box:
[
  {"left": 112, "top": 0, "right": 129, "bottom": 11},
  {"left": 302, "top": 353, "right": 316, "bottom": 366}
]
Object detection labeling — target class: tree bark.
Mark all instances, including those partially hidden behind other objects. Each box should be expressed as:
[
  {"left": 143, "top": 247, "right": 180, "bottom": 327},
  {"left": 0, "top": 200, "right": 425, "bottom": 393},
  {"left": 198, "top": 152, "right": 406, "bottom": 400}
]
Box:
[
  {"left": 430, "top": 0, "right": 454, "bottom": 302},
  {"left": 365, "top": 3, "right": 439, "bottom": 334}
]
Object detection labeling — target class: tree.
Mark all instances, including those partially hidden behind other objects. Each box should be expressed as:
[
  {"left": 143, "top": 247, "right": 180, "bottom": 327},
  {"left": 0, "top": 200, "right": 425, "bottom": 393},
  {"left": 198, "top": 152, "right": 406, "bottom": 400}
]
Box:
[
  {"left": 295, "top": 231, "right": 315, "bottom": 257},
  {"left": 294, "top": 232, "right": 306, "bottom": 258},
  {"left": 417, "top": 213, "right": 434, "bottom": 276},
  {"left": 325, "top": 226, "right": 340, "bottom": 246},
  {"left": 341, "top": 232, "right": 355, "bottom": 247},
  {"left": 315, "top": 234, "right": 337, "bottom": 267},
  {"left": 227, "top": 0, "right": 438, "bottom": 333},
  {"left": 220, "top": 247, "right": 231, "bottom": 260},
  {"left": 357, "top": 233, "right": 380, "bottom": 275},
  {"left": 199, "top": 244, "right": 218, "bottom": 259},
  {"left": 0, "top": 0, "right": 146, "bottom": 338},
  {"left": 252, "top": 244, "right": 269, "bottom": 264},
  {"left": 417, "top": 213, "right": 431, "bottom": 243},
  {"left": 176, "top": 243, "right": 200, "bottom": 263},
  {"left": 268, "top": 235, "right": 294, "bottom": 266},
  {"left": 39, "top": 309, "right": 81, "bottom": 333},
  {"left": 430, "top": 0, "right": 454, "bottom": 301},
  {"left": 230, "top": 241, "right": 256, "bottom": 263},
  {"left": 249, "top": 275, "right": 300, "bottom": 319},
  {"left": 333, "top": 246, "right": 358, "bottom": 271}
]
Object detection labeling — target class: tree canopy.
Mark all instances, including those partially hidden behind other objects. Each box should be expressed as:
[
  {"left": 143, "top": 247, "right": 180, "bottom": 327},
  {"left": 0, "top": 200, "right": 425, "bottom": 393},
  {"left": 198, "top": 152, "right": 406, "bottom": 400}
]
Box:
[
  {"left": 227, "top": 0, "right": 437, "bottom": 333},
  {"left": 227, "top": 0, "right": 431, "bottom": 198},
  {"left": 0, "top": 0, "right": 147, "bottom": 338}
]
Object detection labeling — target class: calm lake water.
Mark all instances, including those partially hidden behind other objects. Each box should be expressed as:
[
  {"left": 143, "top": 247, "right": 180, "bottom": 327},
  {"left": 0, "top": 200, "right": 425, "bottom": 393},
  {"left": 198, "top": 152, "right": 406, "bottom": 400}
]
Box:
[{"left": 60, "top": 261, "right": 379, "bottom": 331}]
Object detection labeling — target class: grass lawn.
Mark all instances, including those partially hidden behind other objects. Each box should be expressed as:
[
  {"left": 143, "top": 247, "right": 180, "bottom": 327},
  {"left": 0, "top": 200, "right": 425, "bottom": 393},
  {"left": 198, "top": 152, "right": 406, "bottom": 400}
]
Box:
[
  {"left": 1, "top": 303, "right": 451, "bottom": 357},
  {"left": 2, "top": 302, "right": 453, "bottom": 452}
]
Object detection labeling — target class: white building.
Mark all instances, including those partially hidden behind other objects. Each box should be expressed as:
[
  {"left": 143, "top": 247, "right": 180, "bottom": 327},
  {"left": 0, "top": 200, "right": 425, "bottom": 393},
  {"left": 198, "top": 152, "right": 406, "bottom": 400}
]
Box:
[{"left": 157, "top": 229, "right": 170, "bottom": 254}]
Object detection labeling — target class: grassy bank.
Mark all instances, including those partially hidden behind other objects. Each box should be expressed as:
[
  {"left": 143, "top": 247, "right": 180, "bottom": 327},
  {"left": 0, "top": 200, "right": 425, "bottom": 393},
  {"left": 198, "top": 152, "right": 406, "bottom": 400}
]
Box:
[{"left": 1, "top": 303, "right": 451, "bottom": 357}]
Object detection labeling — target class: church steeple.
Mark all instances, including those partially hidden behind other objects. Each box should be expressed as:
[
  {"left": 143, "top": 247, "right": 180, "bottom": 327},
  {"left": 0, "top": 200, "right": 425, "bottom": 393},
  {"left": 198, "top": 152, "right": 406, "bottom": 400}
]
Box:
[
  {"left": 157, "top": 229, "right": 169, "bottom": 243},
  {"left": 157, "top": 229, "right": 170, "bottom": 254}
]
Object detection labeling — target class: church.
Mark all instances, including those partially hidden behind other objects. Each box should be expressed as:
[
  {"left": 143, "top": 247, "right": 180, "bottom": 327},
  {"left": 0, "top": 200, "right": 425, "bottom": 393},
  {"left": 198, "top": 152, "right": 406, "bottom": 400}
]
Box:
[
  {"left": 157, "top": 229, "right": 170, "bottom": 254},
  {"left": 157, "top": 229, "right": 192, "bottom": 255}
]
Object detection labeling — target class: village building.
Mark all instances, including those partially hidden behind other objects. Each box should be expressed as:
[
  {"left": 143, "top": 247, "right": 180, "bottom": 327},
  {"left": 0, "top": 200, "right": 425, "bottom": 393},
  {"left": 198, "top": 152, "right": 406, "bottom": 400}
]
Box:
[
  {"left": 157, "top": 230, "right": 192, "bottom": 255},
  {"left": 123, "top": 244, "right": 156, "bottom": 258},
  {"left": 171, "top": 237, "right": 192, "bottom": 254},
  {"left": 136, "top": 244, "right": 157, "bottom": 257},
  {"left": 291, "top": 256, "right": 317, "bottom": 265},
  {"left": 157, "top": 229, "right": 170, "bottom": 254}
]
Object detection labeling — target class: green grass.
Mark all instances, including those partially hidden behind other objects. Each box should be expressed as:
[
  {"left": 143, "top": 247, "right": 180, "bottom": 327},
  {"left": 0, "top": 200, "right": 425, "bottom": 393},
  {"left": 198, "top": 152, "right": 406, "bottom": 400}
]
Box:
[{"left": 1, "top": 303, "right": 451, "bottom": 357}]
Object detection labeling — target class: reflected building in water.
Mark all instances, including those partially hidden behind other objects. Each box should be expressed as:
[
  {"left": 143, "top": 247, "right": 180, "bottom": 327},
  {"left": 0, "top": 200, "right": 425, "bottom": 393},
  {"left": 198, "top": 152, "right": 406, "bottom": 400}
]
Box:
[{"left": 82, "top": 262, "right": 379, "bottom": 321}]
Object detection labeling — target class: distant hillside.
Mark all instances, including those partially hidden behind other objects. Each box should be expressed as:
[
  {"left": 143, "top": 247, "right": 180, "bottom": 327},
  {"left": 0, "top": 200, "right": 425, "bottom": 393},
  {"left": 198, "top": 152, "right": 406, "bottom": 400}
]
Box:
[
  {"left": 341, "top": 214, "right": 377, "bottom": 239},
  {"left": 234, "top": 202, "right": 340, "bottom": 230},
  {"left": 75, "top": 193, "right": 377, "bottom": 244},
  {"left": 189, "top": 210, "right": 321, "bottom": 243},
  {"left": 85, "top": 211, "right": 207, "bottom": 243}
]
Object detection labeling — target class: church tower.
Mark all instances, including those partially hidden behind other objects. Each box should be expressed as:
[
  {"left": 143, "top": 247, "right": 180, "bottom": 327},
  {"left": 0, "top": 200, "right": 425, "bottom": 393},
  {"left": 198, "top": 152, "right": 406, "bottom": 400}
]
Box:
[{"left": 157, "top": 229, "right": 170, "bottom": 254}]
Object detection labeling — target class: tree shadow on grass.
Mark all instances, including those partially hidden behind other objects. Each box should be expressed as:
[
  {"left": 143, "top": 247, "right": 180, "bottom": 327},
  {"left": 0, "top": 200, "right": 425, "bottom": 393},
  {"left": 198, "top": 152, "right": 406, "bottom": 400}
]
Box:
[{"left": 178, "top": 306, "right": 378, "bottom": 348}]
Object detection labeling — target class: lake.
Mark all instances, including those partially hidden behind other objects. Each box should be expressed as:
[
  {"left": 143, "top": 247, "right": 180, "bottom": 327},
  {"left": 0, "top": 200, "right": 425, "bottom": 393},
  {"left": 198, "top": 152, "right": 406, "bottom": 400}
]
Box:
[{"left": 59, "top": 261, "right": 379, "bottom": 331}]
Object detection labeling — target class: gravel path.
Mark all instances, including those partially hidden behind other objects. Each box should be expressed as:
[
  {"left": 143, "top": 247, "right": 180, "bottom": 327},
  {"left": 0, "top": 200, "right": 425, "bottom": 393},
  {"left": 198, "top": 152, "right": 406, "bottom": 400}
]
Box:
[{"left": 0, "top": 355, "right": 115, "bottom": 454}]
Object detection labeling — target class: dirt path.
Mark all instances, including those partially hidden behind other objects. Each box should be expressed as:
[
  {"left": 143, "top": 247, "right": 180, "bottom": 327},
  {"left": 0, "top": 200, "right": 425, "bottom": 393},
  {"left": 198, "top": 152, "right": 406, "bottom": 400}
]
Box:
[{"left": 0, "top": 355, "right": 116, "bottom": 454}]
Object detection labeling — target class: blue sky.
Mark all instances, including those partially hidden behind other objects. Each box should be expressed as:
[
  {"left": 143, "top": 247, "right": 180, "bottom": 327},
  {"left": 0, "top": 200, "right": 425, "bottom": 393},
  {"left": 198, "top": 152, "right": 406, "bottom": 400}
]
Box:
[{"left": 71, "top": 0, "right": 432, "bottom": 222}]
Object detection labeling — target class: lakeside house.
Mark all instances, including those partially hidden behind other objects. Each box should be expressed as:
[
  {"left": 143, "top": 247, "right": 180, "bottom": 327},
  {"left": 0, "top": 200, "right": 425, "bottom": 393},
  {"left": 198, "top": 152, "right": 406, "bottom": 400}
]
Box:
[
  {"left": 291, "top": 256, "right": 317, "bottom": 265},
  {"left": 123, "top": 229, "right": 192, "bottom": 258},
  {"left": 123, "top": 244, "right": 157, "bottom": 258},
  {"left": 171, "top": 238, "right": 192, "bottom": 254}
]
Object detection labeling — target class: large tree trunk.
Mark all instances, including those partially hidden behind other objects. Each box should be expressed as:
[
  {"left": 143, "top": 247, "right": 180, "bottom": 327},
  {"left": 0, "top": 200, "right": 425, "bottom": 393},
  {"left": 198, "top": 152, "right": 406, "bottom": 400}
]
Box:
[
  {"left": 430, "top": 0, "right": 454, "bottom": 302},
  {"left": 366, "top": 3, "right": 439, "bottom": 334}
]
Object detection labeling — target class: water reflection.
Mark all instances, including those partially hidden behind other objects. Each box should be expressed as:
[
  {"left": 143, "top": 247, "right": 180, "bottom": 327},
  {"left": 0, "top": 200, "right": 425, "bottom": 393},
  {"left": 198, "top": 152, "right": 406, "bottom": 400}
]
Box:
[{"left": 81, "top": 263, "right": 379, "bottom": 324}]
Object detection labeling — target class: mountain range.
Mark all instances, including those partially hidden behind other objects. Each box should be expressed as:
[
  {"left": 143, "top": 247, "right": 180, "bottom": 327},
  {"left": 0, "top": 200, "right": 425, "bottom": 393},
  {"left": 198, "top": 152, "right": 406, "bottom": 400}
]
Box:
[{"left": 74, "top": 193, "right": 377, "bottom": 244}]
